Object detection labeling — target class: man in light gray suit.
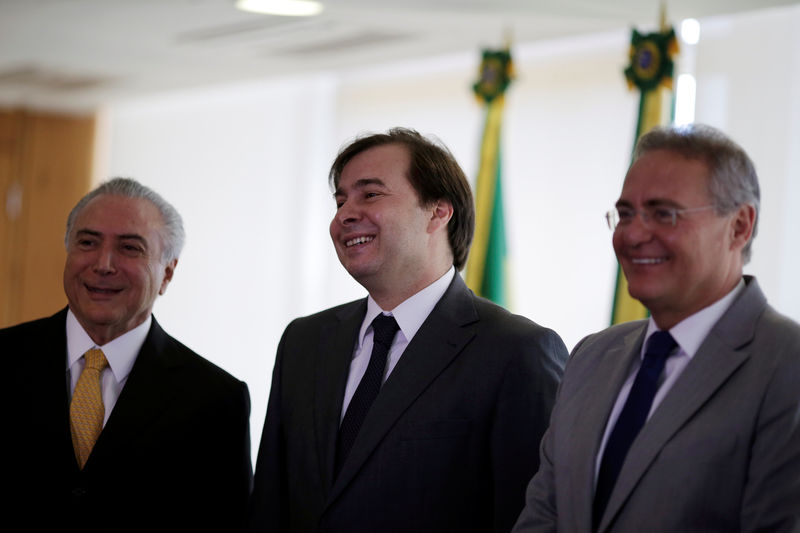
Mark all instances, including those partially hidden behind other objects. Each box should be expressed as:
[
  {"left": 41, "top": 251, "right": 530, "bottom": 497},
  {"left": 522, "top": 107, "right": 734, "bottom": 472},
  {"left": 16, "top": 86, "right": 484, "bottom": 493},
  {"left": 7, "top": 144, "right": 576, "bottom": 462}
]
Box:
[{"left": 513, "top": 123, "right": 800, "bottom": 533}]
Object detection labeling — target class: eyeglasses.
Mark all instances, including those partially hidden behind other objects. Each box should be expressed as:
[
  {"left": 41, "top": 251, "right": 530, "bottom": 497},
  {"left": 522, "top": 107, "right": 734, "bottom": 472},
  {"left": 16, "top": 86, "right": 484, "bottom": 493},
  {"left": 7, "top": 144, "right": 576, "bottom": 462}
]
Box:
[{"left": 606, "top": 205, "right": 715, "bottom": 230}]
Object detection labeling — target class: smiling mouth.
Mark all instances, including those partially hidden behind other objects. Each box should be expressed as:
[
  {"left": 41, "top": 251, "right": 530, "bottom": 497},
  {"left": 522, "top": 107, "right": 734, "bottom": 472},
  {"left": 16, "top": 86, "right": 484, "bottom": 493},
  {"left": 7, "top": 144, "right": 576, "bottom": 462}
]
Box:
[
  {"left": 86, "top": 284, "right": 122, "bottom": 295},
  {"left": 631, "top": 258, "right": 667, "bottom": 265},
  {"left": 345, "top": 236, "right": 374, "bottom": 247}
]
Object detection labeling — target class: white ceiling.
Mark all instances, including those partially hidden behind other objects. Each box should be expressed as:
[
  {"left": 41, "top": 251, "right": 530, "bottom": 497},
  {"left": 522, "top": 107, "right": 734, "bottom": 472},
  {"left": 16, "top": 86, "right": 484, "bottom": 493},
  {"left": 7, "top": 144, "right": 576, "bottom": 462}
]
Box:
[{"left": 0, "top": 0, "right": 796, "bottom": 112}]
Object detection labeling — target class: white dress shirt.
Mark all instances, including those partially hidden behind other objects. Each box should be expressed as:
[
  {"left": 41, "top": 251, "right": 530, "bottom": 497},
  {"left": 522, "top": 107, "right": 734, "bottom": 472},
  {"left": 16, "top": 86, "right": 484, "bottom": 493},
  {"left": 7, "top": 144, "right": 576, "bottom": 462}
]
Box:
[
  {"left": 340, "top": 266, "right": 456, "bottom": 421},
  {"left": 594, "top": 278, "right": 746, "bottom": 484},
  {"left": 66, "top": 310, "right": 150, "bottom": 426}
]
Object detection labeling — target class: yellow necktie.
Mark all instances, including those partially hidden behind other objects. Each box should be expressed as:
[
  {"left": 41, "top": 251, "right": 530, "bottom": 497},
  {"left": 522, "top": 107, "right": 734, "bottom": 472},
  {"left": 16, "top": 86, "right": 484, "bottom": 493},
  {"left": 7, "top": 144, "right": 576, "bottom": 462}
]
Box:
[{"left": 70, "top": 348, "right": 109, "bottom": 469}]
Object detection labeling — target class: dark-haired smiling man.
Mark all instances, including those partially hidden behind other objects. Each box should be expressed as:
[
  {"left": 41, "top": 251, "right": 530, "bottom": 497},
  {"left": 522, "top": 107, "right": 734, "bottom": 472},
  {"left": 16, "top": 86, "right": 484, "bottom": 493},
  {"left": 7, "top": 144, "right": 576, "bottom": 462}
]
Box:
[{"left": 248, "top": 128, "right": 568, "bottom": 533}]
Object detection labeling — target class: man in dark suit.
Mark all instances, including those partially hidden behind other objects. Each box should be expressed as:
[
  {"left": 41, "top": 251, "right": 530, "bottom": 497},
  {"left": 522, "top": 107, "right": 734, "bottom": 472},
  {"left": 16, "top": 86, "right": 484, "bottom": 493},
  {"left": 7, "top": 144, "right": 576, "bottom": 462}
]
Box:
[
  {"left": 512, "top": 124, "right": 800, "bottom": 533},
  {"left": 3, "top": 178, "right": 252, "bottom": 532},
  {"left": 247, "top": 128, "right": 568, "bottom": 533}
]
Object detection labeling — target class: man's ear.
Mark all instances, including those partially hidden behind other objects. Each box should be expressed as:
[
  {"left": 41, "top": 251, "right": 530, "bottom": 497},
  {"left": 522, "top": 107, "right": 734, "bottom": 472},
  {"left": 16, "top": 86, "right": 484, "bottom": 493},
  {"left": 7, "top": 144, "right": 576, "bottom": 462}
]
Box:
[
  {"left": 159, "top": 258, "right": 178, "bottom": 295},
  {"left": 730, "top": 203, "right": 756, "bottom": 251},
  {"left": 428, "top": 200, "right": 454, "bottom": 234}
]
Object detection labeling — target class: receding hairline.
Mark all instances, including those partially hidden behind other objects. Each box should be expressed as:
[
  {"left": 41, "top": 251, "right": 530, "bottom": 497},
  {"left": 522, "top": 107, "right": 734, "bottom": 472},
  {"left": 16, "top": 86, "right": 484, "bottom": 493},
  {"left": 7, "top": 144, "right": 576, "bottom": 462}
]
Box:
[{"left": 67, "top": 192, "right": 171, "bottom": 257}]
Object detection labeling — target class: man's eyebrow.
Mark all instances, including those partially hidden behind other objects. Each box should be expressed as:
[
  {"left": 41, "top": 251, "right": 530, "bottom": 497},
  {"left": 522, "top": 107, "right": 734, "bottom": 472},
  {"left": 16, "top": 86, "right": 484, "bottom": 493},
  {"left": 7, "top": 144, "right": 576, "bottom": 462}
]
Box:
[
  {"left": 74, "top": 229, "right": 147, "bottom": 245},
  {"left": 118, "top": 234, "right": 148, "bottom": 245},
  {"left": 643, "top": 198, "right": 682, "bottom": 208},
  {"left": 614, "top": 198, "right": 682, "bottom": 208},
  {"left": 75, "top": 229, "right": 101, "bottom": 238},
  {"left": 353, "top": 178, "right": 386, "bottom": 188},
  {"left": 333, "top": 178, "right": 387, "bottom": 197}
]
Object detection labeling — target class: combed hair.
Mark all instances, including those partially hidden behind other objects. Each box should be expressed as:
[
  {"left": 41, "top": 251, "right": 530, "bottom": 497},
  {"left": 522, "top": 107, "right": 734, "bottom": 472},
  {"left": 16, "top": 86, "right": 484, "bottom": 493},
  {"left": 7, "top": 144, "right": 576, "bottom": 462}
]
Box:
[
  {"left": 65, "top": 177, "right": 185, "bottom": 262},
  {"left": 634, "top": 123, "right": 760, "bottom": 263},
  {"left": 329, "top": 128, "right": 475, "bottom": 271}
]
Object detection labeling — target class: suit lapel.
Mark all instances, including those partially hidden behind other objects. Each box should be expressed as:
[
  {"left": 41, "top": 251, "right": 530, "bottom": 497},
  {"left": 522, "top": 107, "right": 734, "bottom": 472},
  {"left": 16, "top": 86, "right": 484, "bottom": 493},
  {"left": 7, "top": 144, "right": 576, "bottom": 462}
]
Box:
[
  {"left": 327, "top": 275, "right": 477, "bottom": 504},
  {"left": 32, "top": 309, "right": 81, "bottom": 473},
  {"left": 566, "top": 325, "right": 645, "bottom": 533},
  {"left": 599, "top": 278, "right": 766, "bottom": 532},
  {"left": 87, "top": 317, "right": 179, "bottom": 468},
  {"left": 314, "top": 300, "right": 367, "bottom": 494}
]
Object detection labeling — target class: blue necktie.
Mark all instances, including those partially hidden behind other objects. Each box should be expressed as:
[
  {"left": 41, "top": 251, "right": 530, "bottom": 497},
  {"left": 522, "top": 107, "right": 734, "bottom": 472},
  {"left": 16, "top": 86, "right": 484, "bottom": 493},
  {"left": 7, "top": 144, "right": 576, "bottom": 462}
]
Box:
[
  {"left": 593, "top": 330, "right": 677, "bottom": 529},
  {"left": 336, "top": 314, "right": 400, "bottom": 477}
]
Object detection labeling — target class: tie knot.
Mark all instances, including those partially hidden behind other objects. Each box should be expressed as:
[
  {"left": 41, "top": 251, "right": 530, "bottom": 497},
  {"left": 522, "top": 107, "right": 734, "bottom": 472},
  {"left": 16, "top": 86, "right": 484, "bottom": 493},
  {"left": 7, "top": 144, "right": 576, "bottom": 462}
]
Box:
[
  {"left": 84, "top": 348, "right": 109, "bottom": 371},
  {"left": 371, "top": 314, "right": 400, "bottom": 349},
  {"left": 645, "top": 331, "right": 677, "bottom": 360}
]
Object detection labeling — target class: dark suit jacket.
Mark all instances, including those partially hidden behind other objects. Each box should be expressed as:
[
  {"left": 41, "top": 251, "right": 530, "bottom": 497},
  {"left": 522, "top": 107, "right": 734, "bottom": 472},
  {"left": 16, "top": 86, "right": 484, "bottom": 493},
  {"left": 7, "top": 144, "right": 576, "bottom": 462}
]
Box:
[
  {"left": 512, "top": 276, "right": 800, "bottom": 533},
  {"left": 3, "top": 308, "right": 253, "bottom": 533},
  {"left": 247, "top": 274, "right": 568, "bottom": 533}
]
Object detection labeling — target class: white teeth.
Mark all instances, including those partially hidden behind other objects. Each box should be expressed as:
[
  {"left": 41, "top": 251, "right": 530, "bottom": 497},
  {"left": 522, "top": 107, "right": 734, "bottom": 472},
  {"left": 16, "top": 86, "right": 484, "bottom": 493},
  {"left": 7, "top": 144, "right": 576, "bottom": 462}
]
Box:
[
  {"left": 632, "top": 258, "right": 665, "bottom": 265},
  {"left": 346, "top": 236, "right": 373, "bottom": 247}
]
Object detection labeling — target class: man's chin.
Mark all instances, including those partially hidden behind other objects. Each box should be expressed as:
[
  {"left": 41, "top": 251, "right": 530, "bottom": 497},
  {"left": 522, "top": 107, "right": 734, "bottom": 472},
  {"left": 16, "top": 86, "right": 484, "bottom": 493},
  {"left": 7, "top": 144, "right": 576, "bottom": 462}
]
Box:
[
  {"left": 344, "top": 262, "right": 379, "bottom": 281},
  {"left": 626, "top": 282, "right": 661, "bottom": 309},
  {"left": 77, "top": 309, "right": 122, "bottom": 328}
]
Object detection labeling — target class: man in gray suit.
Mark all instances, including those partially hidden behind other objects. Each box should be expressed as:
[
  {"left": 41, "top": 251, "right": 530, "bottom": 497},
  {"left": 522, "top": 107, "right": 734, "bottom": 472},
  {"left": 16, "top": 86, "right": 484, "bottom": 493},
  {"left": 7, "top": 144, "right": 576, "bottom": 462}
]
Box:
[
  {"left": 512, "top": 123, "right": 800, "bottom": 533},
  {"left": 248, "top": 128, "right": 568, "bottom": 533}
]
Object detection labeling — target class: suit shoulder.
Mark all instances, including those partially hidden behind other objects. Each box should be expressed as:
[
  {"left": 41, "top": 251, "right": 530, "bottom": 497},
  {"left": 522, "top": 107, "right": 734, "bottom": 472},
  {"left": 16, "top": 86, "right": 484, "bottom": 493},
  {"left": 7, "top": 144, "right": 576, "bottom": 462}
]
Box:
[
  {"left": 469, "top": 296, "right": 569, "bottom": 365},
  {"left": 761, "top": 305, "right": 800, "bottom": 342},
  {"left": 157, "top": 330, "right": 247, "bottom": 392},
  {"left": 752, "top": 306, "right": 800, "bottom": 374},
  {"left": 572, "top": 320, "right": 645, "bottom": 354},
  {"left": 282, "top": 299, "right": 364, "bottom": 334},
  {"left": 0, "top": 309, "right": 65, "bottom": 340},
  {"left": 471, "top": 295, "right": 561, "bottom": 339},
  {"left": 294, "top": 299, "right": 363, "bottom": 322}
]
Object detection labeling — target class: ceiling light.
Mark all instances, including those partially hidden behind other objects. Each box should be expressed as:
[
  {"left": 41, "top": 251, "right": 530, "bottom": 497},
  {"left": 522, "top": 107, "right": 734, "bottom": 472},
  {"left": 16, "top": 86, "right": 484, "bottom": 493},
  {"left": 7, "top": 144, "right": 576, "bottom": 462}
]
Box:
[
  {"left": 674, "top": 74, "right": 696, "bottom": 125},
  {"left": 236, "top": 0, "right": 323, "bottom": 16},
  {"left": 680, "top": 19, "right": 700, "bottom": 45}
]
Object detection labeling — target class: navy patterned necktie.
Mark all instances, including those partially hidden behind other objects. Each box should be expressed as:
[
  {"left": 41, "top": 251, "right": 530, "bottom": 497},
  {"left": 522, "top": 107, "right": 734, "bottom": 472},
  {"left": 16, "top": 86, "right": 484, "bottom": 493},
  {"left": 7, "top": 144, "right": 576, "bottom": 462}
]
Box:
[
  {"left": 593, "top": 330, "right": 677, "bottom": 530},
  {"left": 335, "top": 314, "right": 400, "bottom": 477}
]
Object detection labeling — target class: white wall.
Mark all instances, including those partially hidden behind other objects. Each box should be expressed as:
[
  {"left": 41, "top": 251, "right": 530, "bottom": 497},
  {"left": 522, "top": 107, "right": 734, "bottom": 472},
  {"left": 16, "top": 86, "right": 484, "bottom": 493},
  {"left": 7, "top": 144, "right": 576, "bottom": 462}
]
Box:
[
  {"left": 102, "top": 4, "right": 800, "bottom": 457},
  {"left": 694, "top": 7, "right": 800, "bottom": 320}
]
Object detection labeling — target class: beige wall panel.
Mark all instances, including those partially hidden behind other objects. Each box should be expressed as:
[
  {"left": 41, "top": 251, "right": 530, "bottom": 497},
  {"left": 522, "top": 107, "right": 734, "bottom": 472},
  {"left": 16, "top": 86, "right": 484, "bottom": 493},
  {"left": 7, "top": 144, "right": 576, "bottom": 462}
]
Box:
[
  {"left": 0, "top": 110, "right": 24, "bottom": 325},
  {"left": 0, "top": 109, "right": 95, "bottom": 327}
]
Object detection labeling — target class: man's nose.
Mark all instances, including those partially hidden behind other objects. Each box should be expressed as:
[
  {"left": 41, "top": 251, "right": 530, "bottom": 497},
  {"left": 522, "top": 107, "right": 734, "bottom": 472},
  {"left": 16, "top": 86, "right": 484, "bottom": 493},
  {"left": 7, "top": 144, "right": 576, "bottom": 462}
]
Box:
[
  {"left": 618, "top": 212, "right": 655, "bottom": 244},
  {"left": 335, "top": 200, "right": 360, "bottom": 225},
  {"left": 93, "top": 246, "right": 117, "bottom": 274}
]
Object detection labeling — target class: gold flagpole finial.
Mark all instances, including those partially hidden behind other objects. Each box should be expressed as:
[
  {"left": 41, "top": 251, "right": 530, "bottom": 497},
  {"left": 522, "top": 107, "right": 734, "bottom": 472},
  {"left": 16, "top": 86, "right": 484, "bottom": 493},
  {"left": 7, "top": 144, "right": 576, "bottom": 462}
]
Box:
[
  {"left": 659, "top": 2, "right": 668, "bottom": 31},
  {"left": 503, "top": 27, "right": 514, "bottom": 50}
]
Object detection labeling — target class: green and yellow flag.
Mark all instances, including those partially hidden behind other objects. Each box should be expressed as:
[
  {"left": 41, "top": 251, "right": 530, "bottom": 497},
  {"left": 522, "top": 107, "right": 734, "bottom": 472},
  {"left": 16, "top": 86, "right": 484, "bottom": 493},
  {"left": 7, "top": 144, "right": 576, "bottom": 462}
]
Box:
[
  {"left": 611, "top": 17, "right": 679, "bottom": 324},
  {"left": 466, "top": 48, "right": 513, "bottom": 306}
]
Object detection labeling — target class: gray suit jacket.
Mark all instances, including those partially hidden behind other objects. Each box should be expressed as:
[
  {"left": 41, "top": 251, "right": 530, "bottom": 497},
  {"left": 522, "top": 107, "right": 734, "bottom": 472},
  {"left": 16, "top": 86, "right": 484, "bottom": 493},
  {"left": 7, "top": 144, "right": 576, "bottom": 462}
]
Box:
[
  {"left": 513, "top": 276, "right": 800, "bottom": 533},
  {"left": 248, "top": 273, "right": 568, "bottom": 533}
]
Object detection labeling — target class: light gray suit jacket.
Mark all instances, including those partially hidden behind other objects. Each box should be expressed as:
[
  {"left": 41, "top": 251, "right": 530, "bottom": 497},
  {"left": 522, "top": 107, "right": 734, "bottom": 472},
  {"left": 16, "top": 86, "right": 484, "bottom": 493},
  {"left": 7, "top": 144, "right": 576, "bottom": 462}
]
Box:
[{"left": 513, "top": 276, "right": 800, "bottom": 533}]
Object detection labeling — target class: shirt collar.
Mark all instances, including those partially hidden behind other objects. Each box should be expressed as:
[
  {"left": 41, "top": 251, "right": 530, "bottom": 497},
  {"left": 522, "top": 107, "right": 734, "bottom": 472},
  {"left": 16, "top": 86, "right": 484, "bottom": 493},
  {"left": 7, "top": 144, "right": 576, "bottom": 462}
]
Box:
[
  {"left": 66, "top": 309, "right": 151, "bottom": 382},
  {"left": 645, "top": 277, "right": 746, "bottom": 359},
  {"left": 358, "top": 266, "right": 456, "bottom": 349}
]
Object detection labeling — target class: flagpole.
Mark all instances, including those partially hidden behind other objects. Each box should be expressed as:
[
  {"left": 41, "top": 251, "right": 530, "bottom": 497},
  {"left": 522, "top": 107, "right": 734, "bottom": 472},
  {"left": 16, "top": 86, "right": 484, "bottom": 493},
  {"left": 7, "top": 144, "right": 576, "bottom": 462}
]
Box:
[
  {"left": 611, "top": 11, "right": 679, "bottom": 325},
  {"left": 466, "top": 47, "right": 513, "bottom": 307}
]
